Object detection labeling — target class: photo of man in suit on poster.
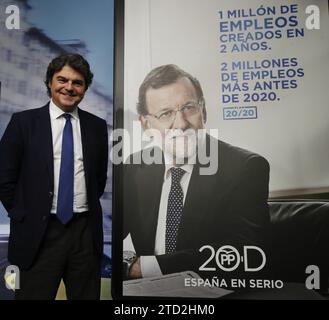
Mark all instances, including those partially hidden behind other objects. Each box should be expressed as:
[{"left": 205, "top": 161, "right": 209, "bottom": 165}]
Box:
[
  {"left": 123, "top": 64, "right": 270, "bottom": 283},
  {"left": 0, "top": 53, "right": 108, "bottom": 300}
]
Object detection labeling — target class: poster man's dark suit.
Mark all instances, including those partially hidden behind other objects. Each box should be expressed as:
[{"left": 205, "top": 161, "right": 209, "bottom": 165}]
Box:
[
  {"left": 0, "top": 104, "right": 108, "bottom": 271},
  {"left": 124, "top": 136, "right": 270, "bottom": 280}
]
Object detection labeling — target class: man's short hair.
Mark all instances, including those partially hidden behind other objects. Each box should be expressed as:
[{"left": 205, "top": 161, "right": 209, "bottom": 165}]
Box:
[
  {"left": 44, "top": 53, "right": 94, "bottom": 97},
  {"left": 137, "top": 64, "right": 207, "bottom": 121}
]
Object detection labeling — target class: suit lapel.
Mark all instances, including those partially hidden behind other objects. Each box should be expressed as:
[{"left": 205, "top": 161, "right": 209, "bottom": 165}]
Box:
[
  {"left": 37, "top": 104, "right": 54, "bottom": 189},
  {"left": 177, "top": 163, "right": 221, "bottom": 247},
  {"left": 78, "top": 108, "right": 91, "bottom": 192},
  {"left": 177, "top": 136, "right": 227, "bottom": 248},
  {"left": 136, "top": 160, "right": 165, "bottom": 253}
]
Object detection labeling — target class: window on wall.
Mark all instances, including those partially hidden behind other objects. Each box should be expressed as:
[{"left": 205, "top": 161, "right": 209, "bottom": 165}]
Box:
[
  {"left": 19, "top": 57, "right": 28, "bottom": 71},
  {"left": 17, "top": 80, "right": 27, "bottom": 95},
  {"left": 3, "top": 75, "right": 12, "bottom": 89},
  {"left": 5, "top": 49, "right": 12, "bottom": 62}
]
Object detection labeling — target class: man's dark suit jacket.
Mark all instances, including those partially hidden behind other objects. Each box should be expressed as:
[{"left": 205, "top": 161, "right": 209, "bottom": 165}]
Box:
[
  {"left": 124, "top": 136, "right": 270, "bottom": 279},
  {"left": 0, "top": 104, "right": 108, "bottom": 270}
]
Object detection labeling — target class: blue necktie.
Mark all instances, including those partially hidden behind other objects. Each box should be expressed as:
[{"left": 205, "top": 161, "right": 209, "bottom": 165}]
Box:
[
  {"left": 166, "top": 167, "right": 185, "bottom": 253},
  {"left": 57, "top": 113, "right": 74, "bottom": 224}
]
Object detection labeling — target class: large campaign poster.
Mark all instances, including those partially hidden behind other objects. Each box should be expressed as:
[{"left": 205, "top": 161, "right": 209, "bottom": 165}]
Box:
[
  {"left": 0, "top": 0, "right": 113, "bottom": 300},
  {"left": 124, "top": 0, "right": 329, "bottom": 197},
  {"left": 119, "top": 0, "right": 329, "bottom": 299}
]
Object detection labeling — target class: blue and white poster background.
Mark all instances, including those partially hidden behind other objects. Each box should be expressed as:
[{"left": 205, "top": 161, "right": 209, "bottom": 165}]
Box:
[
  {"left": 124, "top": 0, "right": 329, "bottom": 196},
  {"left": 0, "top": 0, "right": 114, "bottom": 299}
]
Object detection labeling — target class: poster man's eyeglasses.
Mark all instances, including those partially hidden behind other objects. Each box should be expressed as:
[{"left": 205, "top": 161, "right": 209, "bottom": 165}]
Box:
[{"left": 147, "top": 101, "right": 202, "bottom": 125}]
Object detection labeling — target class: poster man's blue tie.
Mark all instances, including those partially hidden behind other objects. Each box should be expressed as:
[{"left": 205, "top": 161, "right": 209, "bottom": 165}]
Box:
[
  {"left": 57, "top": 114, "right": 74, "bottom": 224},
  {"left": 166, "top": 167, "right": 185, "bottom": 253}
]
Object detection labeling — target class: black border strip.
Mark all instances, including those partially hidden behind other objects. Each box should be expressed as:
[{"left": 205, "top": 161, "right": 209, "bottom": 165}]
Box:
[{"left": 111, "top": 0, "right": 124, "bottom": 300}]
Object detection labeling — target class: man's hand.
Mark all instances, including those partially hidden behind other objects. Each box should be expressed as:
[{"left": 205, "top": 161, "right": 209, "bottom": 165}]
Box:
[{"left": 129, "top": 257, "right": 142, "bottom": 279}]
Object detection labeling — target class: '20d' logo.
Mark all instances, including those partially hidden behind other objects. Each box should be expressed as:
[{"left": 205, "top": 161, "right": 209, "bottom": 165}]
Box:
[{"left": 199, "top": 245, "right": 266, "bottom": 272}]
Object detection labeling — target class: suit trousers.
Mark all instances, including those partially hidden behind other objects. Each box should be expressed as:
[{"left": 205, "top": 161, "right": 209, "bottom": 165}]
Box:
[{"left": 15, "top": 213, "right": 101, "bottom": 300}]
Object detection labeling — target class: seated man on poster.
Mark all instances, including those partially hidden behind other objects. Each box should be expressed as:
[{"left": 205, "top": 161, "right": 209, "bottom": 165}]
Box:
[{"left": 123, "top": 64, "right": 270, "bottom": 284}]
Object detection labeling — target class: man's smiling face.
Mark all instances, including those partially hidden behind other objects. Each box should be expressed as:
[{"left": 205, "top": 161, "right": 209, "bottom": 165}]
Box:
[{"left": 48, "top": 65, "right": 86, "bottom": 112}]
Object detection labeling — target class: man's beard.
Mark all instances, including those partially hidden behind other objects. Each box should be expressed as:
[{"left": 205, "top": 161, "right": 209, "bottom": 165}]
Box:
[{"left": 163, "top": 129, "right": 198, "bottom": 165}]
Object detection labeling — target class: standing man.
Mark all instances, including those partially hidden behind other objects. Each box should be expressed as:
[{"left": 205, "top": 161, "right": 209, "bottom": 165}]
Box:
[
  {"left": 123, "top": 64, "right": 270, "bottom": 283},
  {"left": 0, "top": 54, "right": 108, "bottom": 299}
]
